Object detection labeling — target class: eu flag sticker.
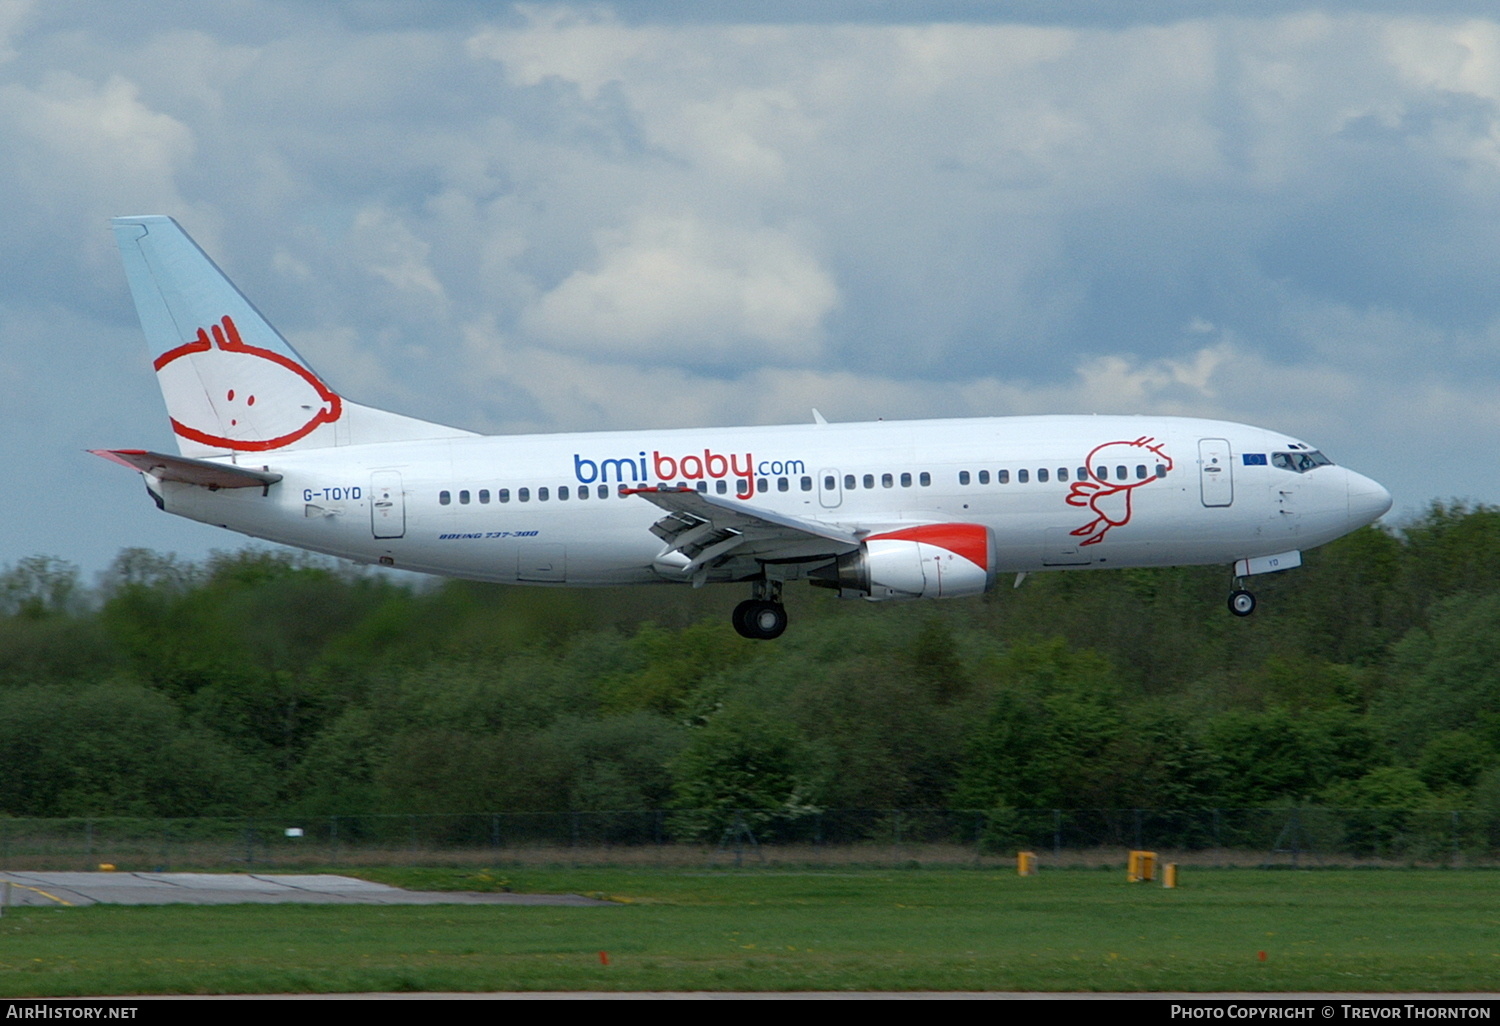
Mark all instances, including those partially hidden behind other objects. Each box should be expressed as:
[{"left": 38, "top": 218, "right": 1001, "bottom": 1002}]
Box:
[{"left": 1242, "top": 453, "right": 1268, "bottom": 466}]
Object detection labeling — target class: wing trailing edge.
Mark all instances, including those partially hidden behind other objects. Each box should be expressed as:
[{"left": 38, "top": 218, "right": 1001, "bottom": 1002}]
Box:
[{"left": 624, "top": 486, "right": 860, "bottom": 580}]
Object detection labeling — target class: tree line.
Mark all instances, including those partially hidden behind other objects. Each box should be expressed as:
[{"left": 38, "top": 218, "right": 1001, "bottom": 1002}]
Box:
[{"left": 4, "top": 502, "right": 1500, "bottom": 838}]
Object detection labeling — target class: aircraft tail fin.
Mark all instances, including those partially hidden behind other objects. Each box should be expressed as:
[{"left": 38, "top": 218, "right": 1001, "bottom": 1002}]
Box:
[{"left": 111, "top": 215, "right": 473, "bottom": 458}]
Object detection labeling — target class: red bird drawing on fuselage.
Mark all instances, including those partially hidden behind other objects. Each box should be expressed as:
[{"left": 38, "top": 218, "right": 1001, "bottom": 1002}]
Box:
[{"left": 1065, "top": 436, "right": 1174, "bottom": 546}]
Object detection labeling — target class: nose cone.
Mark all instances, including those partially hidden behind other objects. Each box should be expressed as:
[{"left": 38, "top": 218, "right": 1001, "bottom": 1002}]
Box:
[{"left": 1347, "top": 470, "right": 1393, "bottom": 527}]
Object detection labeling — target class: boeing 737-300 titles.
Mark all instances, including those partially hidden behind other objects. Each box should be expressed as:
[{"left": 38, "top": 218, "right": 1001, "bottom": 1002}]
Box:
[{"left": 94, "top": 216, "right": 1392, "bottom": 639}]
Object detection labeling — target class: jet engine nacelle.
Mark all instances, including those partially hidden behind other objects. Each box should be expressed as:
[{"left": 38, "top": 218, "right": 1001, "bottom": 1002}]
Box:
[{"left": 814, "top": 523, "right": 997, "bottom": 600}]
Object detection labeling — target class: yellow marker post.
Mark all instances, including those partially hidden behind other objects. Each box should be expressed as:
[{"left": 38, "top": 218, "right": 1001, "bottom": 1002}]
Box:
[
  {"left": 1127, "top": 850, "right": 1157, "bottom": 882},
  {"left": 1163, "top": 863, "right": 1178, "bottom": 888},
  {"left": 1017, "top": 851, "right": 1037, "bottom": 876}
]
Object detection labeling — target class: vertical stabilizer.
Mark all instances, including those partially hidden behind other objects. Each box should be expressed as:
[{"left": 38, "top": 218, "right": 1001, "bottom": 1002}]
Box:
[{"left": 112, "top": 215, "right": 472, "bottom": 458}]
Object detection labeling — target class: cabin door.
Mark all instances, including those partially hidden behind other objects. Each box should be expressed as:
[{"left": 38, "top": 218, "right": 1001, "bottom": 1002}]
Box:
[{"left": 1198, "top": 438, "right": 1234, "bottom": 507}]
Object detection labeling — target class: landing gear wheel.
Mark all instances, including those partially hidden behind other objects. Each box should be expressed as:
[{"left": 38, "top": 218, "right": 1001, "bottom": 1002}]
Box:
[
  {"left": 732, "top": 599, "right": 754, "bottom": 637},
  {"left": 732, "top": 599, "right": 787, "bottom": 640},
  {"left": 1228, "top": 589, "right": 1256, "bottom": 617}
]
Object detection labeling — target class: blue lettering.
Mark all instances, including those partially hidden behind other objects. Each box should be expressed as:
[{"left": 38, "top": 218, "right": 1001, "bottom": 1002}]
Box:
[
  {"left": 600, "top": 457, "right": 641, "bottom": 483},
  {"left": 577, "top": 454, "right": 647, "bottom": 483}
]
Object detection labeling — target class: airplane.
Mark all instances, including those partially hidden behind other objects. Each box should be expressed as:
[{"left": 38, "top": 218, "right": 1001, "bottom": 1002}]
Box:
[{"left": 94, "top": 216, "right": 1394, "bottom": 639}]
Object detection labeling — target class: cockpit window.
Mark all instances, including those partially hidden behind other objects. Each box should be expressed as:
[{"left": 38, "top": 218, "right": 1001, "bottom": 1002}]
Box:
[{"left": 1272, "top": 450, "right": 1334, "bottom": 473}]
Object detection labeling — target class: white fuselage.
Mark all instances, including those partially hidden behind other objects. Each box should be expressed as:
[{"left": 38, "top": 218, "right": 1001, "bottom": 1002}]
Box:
[{"left": 150, "top": 414, "right": 1391, "bottom": 589}]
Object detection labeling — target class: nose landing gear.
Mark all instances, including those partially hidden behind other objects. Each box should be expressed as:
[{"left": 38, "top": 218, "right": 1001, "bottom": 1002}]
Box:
[
  {"left": 733, "top": 580, "right": 788, "bottom": 640},
  {"left": 1228, "top": 584, "right": 1256, "bottom": 617}
]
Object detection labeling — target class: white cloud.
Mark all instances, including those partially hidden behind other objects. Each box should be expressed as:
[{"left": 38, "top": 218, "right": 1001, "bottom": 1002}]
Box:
[
  {"left": 1384, "top": 17, "right": 1500, "bottom": 101},
  {"left": 349, "top": 205, "right": 449, "bottom": 310},
  {"left": 521, "top": 212, "right": 836, "bottom": 363},
  {"left": 468, "top": 5, "right": 654, "bottom": 103},
  {"left": 0, "top": 72, "right": 193, "bottom": 198}
]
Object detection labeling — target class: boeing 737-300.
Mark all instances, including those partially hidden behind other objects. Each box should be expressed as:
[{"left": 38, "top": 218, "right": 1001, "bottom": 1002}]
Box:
[{"left": 94, "top": 216, "right": 1393, "bottom": 639}]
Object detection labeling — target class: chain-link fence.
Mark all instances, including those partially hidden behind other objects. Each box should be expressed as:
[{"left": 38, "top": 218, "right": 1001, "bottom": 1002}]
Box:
[{"left": 0, "top": 807, "right": 1492, "bottom": 871}]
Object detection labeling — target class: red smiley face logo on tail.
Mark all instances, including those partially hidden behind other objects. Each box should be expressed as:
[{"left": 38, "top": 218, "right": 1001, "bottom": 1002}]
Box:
[
  {"left": 1065, "top": 436, "right": 1173, "bottom": 546},
  {"left": 153, "top": 315, "right": 343, "bottom": 451}
]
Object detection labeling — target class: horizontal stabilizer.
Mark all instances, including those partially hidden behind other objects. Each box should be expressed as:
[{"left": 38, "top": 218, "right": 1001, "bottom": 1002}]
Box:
[{"left": 90, "top": 449, "right": 282, "bottom": 490}]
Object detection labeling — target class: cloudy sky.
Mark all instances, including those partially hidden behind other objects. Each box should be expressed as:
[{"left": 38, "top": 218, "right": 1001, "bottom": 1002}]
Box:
[{"left": 5, "top": 0, "right": 1500, "bottom": 577}]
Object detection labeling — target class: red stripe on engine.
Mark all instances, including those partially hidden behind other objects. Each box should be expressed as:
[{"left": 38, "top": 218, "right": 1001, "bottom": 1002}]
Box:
[{"left": 869, "top": 523, "right": 990, "bottom": 569}]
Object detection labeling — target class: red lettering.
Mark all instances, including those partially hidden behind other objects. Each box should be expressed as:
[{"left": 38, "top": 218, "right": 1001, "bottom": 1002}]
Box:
[{"left": 649, "top": 448, "right": 765, "bottom": 496}]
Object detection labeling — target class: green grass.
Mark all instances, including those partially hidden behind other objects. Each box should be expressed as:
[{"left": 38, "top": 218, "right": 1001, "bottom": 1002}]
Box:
[{"left": 2, "top": 868, "right": 1499, "bottom": 995}]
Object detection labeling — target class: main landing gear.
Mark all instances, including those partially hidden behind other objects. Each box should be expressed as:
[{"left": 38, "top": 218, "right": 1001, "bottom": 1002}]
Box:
[
  {"left": 1227, "top": 582, "right": 1256, "bottom": 617},
  {"left": 733, "top": 580, "right": 788, "bottom": 640}
]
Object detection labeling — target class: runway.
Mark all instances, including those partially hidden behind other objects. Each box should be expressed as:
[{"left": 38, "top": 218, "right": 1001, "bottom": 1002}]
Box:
[{"left": 0, "top": 871, "right": 612, "bottom": 907}]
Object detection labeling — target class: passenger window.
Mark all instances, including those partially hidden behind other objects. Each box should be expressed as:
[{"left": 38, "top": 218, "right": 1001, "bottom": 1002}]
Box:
[
  {"left": 978, "top": 470, "right": 990, "bottom": 485},
  {"left": 498, "top": 488, "right": 510, "bottom": 503},
  {"left": 1095, "top": 466, "right": 1107, "bottom": 480},
  {"left": 758, "top": 477, "right": 769, "bottom": 493},
  {"left": 863, "top": 474, "right": 875, "bottom": 489},
  {"left": 716, "top": 480, "right": 728, "bottom": 494},
  {"left": 1018, "top": 469, "right": 1029, "bottom": 484},
  {"left": 697, "top": 481, "right": 708, "bottom": 493},
  {"left": 1058, "top": 467, "right": 1068, "bottom": 482},
  {"left": 1038, "top": 468, "right": 1049, "bottom": 483},
  {"left": 920, "top": 471, "right": 931, "bottom": 486},
  {"left": 459, "top": 490, "right": 470, "bottom": 504},
  {"left": 577, "top": 486, "right": 588, "bottom": 500},
  {"left": 558, "top": 486, "right": 569, "bottom": 500},
  {"left": 1078, "top": 467, "right": 1088, "bottom": 481},
  {"left": 738, "top": 479, "right": 752, "bottom": 496},
  {"left": 959, "top": 470, "right": 971, "bottom": 485},
  {"left": 1136, "top": 465, "right": 1147, "bottom": 480},
  {"left": 998, "top": 469, "right": 1009, "bottom": 484},
  {"left": 801, "top": 476, "right": 813, "bottom": 491},
  {"left": 519, "top": 488, "right": 530, "bottom": 502},
  {"left": 1116, "top": 465, "right": 1126, "bottom": 480},
  {"left": 882, "top": 473, "right": 893, "bottom": 488},
  {"left": 900, "top": 472, "right": 912, "bottom": 487},
  {"left": 479, "top": 489, "right": 490, "bottom": 504},
  {"left": 538, "top": 487, "right": 549, "bottom": 501},
  {"left": 439, "top": 490, "right": 451, "bottom": 505},
  {"left": 778, "top": 477, "right": 789, "bottom": 492},
  {"left": 598, "top": 485, "right": 609, "bottom": 498},
  {"left": 825, "top": 475, "right": 836, "bottom": 490}
]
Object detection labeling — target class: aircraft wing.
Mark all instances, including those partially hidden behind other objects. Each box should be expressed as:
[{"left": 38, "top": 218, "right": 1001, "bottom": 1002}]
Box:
[
  {"left": 90, "top": 449, "right": 283, "bottom": 490},
  {"left": 624, "top": 486, "right": 860, "bottom": 580}
]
